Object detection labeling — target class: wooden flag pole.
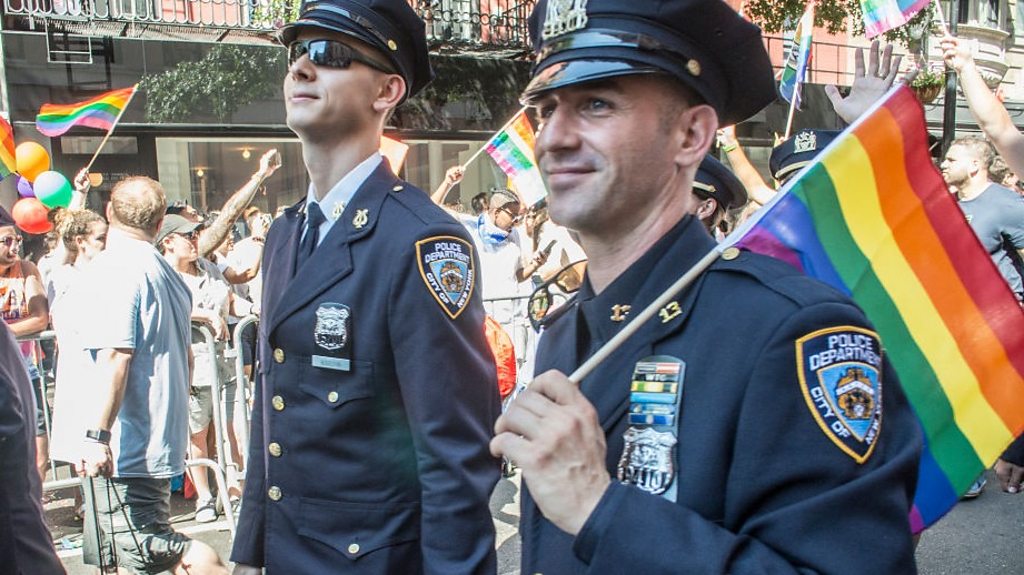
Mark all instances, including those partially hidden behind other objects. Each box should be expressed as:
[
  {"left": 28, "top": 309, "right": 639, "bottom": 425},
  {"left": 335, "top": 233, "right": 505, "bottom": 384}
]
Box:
[
  {"left": 460, "top": 105, "right": 529, "bottom": 170},
  {"left": 932, "top": 0, "right": 950, "bottom": 35},
  {"left": 568, "top": 247, "right": 723, "bottom": 384},
  {"left": 784, "top": 93, "right": 799, "bottom": 140},
  {"left": 84, "top": 84, "right": 139, "bottom": 172}
]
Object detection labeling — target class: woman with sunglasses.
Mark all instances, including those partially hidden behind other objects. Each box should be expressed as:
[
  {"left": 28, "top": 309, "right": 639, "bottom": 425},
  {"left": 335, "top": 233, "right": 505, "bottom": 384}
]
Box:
[{"left": 158, "top": 214, "right": 251, "bottom": 525}]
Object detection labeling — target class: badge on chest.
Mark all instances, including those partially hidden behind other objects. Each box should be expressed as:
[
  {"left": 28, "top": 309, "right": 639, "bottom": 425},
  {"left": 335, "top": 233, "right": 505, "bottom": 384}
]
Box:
[
  {"left": 312, "top": 303, "right": 352, "bottom": 371},
  {"left": 617, "top": 356, "right": 685, "bottom": 501}
]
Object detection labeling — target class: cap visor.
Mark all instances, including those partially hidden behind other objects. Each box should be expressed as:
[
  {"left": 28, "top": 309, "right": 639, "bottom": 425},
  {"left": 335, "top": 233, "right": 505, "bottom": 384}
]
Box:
[{"left": 522, "top": 59, "right": 661, "bottom": 102}]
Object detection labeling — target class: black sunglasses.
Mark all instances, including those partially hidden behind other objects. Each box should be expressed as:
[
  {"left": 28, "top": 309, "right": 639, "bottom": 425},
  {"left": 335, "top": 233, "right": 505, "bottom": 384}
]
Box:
[
  {"left": 288, "top": 39, "right": 394, "bottom": 74},
  {"left": 528, "top": 260, "right": 588, "bottom": 331}
]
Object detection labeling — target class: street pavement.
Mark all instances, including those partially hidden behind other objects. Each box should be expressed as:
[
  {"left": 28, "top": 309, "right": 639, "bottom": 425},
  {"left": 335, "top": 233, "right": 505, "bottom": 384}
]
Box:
[{"left": 46, "top": 468, "right": 1022, "bottom": 574}]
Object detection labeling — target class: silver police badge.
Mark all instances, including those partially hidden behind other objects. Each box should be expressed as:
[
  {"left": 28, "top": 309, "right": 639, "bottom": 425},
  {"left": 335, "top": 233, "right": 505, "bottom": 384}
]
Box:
[
  {"left": 543, "top": 0, "right": 589, "bottom": 40},
  {"left": 617, "top": 426, "right": 678, "bottom": 496},
  {"left": 314, "top": 303, "right": 349, "bottom": 351}
]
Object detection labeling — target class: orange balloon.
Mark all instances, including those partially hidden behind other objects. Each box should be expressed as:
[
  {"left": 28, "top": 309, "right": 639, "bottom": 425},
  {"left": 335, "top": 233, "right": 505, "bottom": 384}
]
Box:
[
  {"left": 11, "top": 197, "right": 51, "bottom": 234},
  {"left": 16, "top": 142, "right": 50, "bottom": 183}
]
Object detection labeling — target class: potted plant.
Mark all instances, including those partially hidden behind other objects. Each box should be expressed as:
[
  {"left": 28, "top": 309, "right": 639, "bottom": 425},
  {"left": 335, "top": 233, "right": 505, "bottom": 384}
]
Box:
[{"left": 910, "top": 66, "right": 945, "bottom": 104}]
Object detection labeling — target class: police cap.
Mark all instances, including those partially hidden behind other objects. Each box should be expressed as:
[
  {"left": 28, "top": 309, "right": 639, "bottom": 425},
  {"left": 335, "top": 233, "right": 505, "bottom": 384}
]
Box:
[
  {"left": 694, "top": 155, "right": 746, "bottom": 210},
  {"left": 523, "top": 0, "right": 776, "bottom": 125},
  {"left": 277, "top": 0, "right": 434, "bottom": 101},
  {"left": 769, "top": 129, "right": 840, "bottom": 182}
]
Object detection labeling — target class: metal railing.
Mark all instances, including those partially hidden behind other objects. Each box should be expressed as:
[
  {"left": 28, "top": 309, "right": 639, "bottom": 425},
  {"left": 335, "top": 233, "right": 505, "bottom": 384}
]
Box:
[{"left": 4, "top": 0, "right": 536, "bottom": 51}]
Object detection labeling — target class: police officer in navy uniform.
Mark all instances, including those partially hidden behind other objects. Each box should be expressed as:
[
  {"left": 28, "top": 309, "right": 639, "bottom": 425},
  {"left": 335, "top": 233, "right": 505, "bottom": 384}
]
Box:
[
  {"left": 692, "top": 155, "right": 746, "bottom": 235},
  {"left": 231, "top": 1, "right": 500, "bottom": 573},
  {"left": 491, "top": 1, "right": 923, "bottom": 573}
]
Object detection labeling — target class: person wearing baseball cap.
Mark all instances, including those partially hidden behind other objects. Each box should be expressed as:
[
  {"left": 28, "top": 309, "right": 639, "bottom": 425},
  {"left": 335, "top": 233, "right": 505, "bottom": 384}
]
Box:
[
  {"left": 231, "top": 2, "right": 500, "bottom": 573},
  {"left": 490, "top": 1, "right": 921, "bottom": 573}
]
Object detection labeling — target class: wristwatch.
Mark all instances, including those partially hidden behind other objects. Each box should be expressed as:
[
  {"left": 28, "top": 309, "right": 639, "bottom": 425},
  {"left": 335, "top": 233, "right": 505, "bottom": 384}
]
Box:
[{"left": 85, "top": 429, "right": 111, "bottom": 445}]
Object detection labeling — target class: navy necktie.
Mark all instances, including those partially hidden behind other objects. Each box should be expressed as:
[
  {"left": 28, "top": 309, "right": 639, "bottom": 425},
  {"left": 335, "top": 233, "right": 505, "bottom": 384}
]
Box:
[{"left": 295, "top": 202, "right": 325, "bottom": 275}]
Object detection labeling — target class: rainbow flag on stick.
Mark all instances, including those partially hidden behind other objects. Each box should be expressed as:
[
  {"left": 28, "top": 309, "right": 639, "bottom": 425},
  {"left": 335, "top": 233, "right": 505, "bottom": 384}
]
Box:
[
  {"left": 861, "top": 0, "right": 930, "bottom": 38},
  {"left": 36, "top": 85, "right": 137, "bottom": 137},
  {"left": 0, "top": 116, "right": 16, "bottom": 180},
  {"left": 484, "top": 111, "right": 548, "bottom": 207},
  {"left": 726, "top": 85, "right": 1024, "bottom": 532},
  {"left": 779, "top": 3, "right": 814, "bottom": 110}
]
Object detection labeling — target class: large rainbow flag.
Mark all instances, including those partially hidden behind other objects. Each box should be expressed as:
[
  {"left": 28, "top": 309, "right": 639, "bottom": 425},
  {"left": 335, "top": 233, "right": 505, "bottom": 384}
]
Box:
[
  {"left": 860, "top": 0, "right": 930, "bottom": 38},
  {"left": 724, "top": 85, "right": 1024, "bottom": 532},
  {"left": 36, "top": 85, "right": 137, "bottom": 137},
  {"left": 485, "top": 111, "right": 548, "bottom": 207},
  {"left": 0, "top": 116, "right": 15, "bottom": 180},
  {"left": 779, "top": 3, "right": 814, "bottom": 109}
]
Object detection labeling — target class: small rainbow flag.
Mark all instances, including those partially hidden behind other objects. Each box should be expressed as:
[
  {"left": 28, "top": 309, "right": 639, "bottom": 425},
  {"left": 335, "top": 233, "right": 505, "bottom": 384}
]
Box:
[
  {"left": 726, "top": 85, "right": 1024, "bottom": 532},
  {"left": 36, "top": 85, "right": 137, "bottom": 137},
  {"left": 0, "top": 116, "right": 15, "bottom": 180},
  {"left": 779, "top": 3, "right": 814, "bottom": 109},
  {"left": 485, "top": 111, "right": 548, "bottom": 206},
  {"left": 861, "top": 0, "right": 930, "bottom": 38}
]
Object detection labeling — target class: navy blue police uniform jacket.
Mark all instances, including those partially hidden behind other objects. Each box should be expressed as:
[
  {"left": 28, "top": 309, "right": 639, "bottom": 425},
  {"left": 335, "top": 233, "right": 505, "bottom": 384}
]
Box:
[
  {"left": 522, "top": 215, "right": 922, "bottom": 574},
  {"left": 230, "top": 161, "right": 501, "bottom": 574}
]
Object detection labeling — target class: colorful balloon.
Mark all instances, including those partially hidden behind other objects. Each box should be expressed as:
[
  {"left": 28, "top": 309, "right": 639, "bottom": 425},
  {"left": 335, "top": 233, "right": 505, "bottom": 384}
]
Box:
[
  {"left": 15, "top": 142, "right": 50, "bottom": 183},
  {"left": 33, "top": 171, "right": 72, "bottom": 209},
  {"left": 16, "top": 176, "right": 33, "bottom": 198},
  {"left": 11, "top": 197, "right": 51, "bottom": 234}
]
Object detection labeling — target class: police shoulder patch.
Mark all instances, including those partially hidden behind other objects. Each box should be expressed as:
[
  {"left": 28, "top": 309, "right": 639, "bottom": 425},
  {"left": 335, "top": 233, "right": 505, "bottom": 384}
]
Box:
[
  {"left": 796, "top": 326, "right": 883, "bottom": 464},
  {"left": 415, "top": 235, "right": 476, "bottom": 320}
]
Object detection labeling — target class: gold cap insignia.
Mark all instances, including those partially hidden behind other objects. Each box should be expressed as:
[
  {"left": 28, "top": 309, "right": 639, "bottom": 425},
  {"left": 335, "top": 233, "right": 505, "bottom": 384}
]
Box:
[
  {"left": 542, "top": 0, "right": 589, "bottom": 40},
  {"left": 686, "top": 59, "right": 701, "bottom": 77},
  {"left": 387, "top": 39, "right": 397, "bottom": 51}
]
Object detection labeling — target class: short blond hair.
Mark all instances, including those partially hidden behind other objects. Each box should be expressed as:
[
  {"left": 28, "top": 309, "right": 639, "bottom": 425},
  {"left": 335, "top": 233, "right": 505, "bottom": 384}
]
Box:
[{"left": 110, "top": 176, "right": 166, "bottom": 234}]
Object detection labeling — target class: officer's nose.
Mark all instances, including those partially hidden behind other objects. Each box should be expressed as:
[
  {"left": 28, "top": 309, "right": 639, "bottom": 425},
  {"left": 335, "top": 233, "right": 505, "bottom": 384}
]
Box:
[
  {"left": 288, "top": 53, "right": 316, "bottom": 82},
  {"left": 535, "top": 104, "right": 582, "bottom": 159}
]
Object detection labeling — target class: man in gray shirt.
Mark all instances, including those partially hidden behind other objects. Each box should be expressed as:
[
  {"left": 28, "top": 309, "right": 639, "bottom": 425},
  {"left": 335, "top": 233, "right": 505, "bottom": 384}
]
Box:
[
  {"left": 941, "top": 136, "right": 1024, "bottom": 298},
  {"left": 74, "top": 177, "right": 227, "bottom": 574}
]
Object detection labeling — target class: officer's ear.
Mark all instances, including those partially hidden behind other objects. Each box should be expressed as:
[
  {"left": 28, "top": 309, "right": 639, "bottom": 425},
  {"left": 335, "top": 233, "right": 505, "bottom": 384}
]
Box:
[
  {"left": 672, "top": 103, "right": 718, "bottom": 171},
  {"left": 372, "top": 74, "right": 406, "bottom": 114}
]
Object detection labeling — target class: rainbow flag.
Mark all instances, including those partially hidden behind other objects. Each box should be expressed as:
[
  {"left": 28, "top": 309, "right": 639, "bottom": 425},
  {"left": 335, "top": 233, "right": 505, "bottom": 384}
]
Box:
[
  {"left": 861, "top": 0, "right": 930, "bottom": 38},
  {"left": 0, "top": 116, "right": 15, "bottom": 180},
  {"left": 485, "top": 111, "right": 548, "bottom": 206},
  {"left": 36, "top": 85, "right": 137, "bottom": 137},
  {"left": 779, "top": 4, "right": 814, "bottom": 110},
  {"left": 725, "top": 85, "right": 1024, "bottom": 532}
]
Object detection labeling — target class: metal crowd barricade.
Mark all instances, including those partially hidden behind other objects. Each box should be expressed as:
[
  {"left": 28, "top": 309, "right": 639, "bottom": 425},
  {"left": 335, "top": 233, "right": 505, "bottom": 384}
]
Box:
[
  {"left": 188, "top": 324, "right": 237, "bottom": 534},
  {"left": 229, "top": 314, "right": 258, "bottom": 465}
]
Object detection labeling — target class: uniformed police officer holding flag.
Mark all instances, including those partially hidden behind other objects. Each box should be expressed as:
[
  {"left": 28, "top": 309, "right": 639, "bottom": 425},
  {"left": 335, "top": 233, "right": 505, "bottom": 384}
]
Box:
[
  {"left": 231, "top": 1, "right": 500, "bottom": 573},
  {"left": 491, "top": 1, "right": 923, "bottom": 573}
]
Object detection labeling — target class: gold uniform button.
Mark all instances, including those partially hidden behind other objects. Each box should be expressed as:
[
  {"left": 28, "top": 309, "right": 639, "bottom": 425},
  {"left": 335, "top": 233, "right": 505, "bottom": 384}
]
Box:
[
  {"left": 273, "top": 348, "right": 285, "bottom": 363},
  {"left": 268, "top": 486, "right": 282, "bottom": 501},
  {"left": 348, "top": 543, "right": 360, "bottom": 554},
  {"left": 268, "top": 442, "right": 282, "bottom": 457},
  {"left": 721, "top": 247, "right": 741, "bottom": 261},
  {"left": 327, "top": 391, "right": 339, "bottom": 403},
  {"left": 272, "top": 395, "right": 285, "bottom": 411},
  {"left": 392, "top": 184, "right": 404, "bottom": 192}
]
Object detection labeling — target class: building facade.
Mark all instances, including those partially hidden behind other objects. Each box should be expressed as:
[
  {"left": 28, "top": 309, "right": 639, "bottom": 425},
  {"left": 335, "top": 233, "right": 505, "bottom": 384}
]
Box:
[{"left": 1, "top": 0, "right": 1022, "bottom": 214}]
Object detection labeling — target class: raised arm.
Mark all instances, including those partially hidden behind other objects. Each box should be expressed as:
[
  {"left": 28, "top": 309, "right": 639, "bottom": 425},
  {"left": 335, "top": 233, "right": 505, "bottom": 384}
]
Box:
[
  {"left": 430, "top": 165, "right": 465, "bottom": 207},
  {"left": 941, "top": 35, "right": 1024, "bottom": 181},
  {"left": 198, "top": 149, "right": 281, "bottom": 258},
  {"left": 825, "top": 40, "right": 903, "bottom": 125},
  {"left": 717, "top": 126, "right": 776, "bottom": 207}
]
